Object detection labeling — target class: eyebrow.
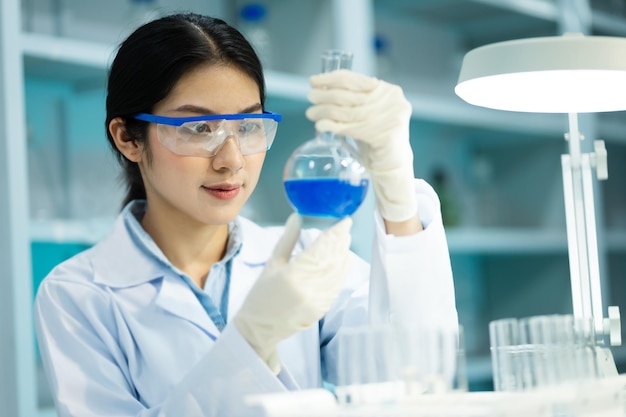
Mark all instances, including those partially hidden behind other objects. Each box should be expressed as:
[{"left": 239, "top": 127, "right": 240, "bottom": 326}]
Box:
[{"left": 174, "top": 103, "right": 263, "bottom": 115}]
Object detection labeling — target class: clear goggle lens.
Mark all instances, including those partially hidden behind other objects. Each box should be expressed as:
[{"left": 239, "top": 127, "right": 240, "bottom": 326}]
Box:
[{"left": 132, "top": 112, "right": 281, "bottom": 157}]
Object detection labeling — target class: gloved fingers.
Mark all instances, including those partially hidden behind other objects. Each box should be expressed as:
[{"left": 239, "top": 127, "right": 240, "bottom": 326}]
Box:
[
  {"left": 312, "top": 118, "right": 400, "bottom": 146},
  {"left": 271, "top": 213, "right": 302, "bottom": 264},
  {"left": 307, "top": 88, "right": 371, "bottom": 107},
  {"left": 295, "top": 243, "right": 353, "bottom": 313},
  {"left": 310, "top": 69, "right": 379, "bottom": 92},
  {"left": 307, "top": 83, "right": 411, "bottom": 125},
  {"left": 307, "top": 77, "right": 391, "bottom": 107},
  {"left": 306, "top": 101, "right": 378, "bottom": 124},
  {"left": 293, "top": 217, "right": 352, "bottom": 265},
  {"left": 307, "top": 87, "right": 388, "bottom": 135},
  {"left": 326, "top": 254, "right": 351, "bottom": 300},
  {"left": 312, "top": 119, "right": 359, "bottom": 139},
  {"left": 310, "top": 216, "right": 353, "bottom": 255},
  {"left": 292, "top": 218, "right": 352, "bottom": 289},
  {"left": 309, "top": 75, "right": 407, "bottom": 107},
  {"left": 296, "top": 246, "right": 351, "bottom": 290},
  {"left": 317, "top": 254, "right": 351, "bottom": 296}
]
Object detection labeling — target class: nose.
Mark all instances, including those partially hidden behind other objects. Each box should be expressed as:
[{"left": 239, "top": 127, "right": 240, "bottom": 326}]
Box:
[{"left": 211, "top": 134, "right": 243, "bottom": 172}]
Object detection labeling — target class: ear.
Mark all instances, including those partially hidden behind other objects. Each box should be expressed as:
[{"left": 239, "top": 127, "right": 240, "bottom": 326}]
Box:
[{"left": 109, "top": 117, "right": 143, "bottom": 162}]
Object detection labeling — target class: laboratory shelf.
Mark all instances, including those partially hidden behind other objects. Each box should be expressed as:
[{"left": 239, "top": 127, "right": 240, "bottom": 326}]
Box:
[
  {"left": 379, "top": 0, "right": 626, "bottom": 38},
  {"left": 268, "top": 81, "right": 626, "bottom": 142},
  {"left": 447, "top": 228, "right": 626, "bottom": 254},
  {"left": 22, "top": 32, "right": 113, "bottom": 84},
  {"left": 30, "top": 218, "right": 115, "bottom": 245},
  {"left": 268, "top": 75, "right": 572, "bottom": 138},
  {"left": 446, "top": 228, "right": 568, "bottom": 254},
  {"left": 471, "top": 0, "right": 557, "bottom": 21},
  {"left": 28, "top": 219, "right": 626, "bottom": 254},
  {"left": 21, "top": 32, "right": 311, "bottom": 103},
  {"left": 378, "top": 0, "right": 557, "bottom": 41},
  {"left": 406, "top": 91, "right": 565, "bottom": 137},
  {"left": 407, "top": 88, "right": 626, "bottom": 142},
  {"left": 475, "top": 0, "right": 626, "bottom": 36},
  {"left": 11, "top": 33, "right": 569, "bottom": 141},
  {"left": 21, "top": 32, "right": 626, "bottom": 143},
  {"left": 264, "top": 71, "right": 310, "bottom": 102}
]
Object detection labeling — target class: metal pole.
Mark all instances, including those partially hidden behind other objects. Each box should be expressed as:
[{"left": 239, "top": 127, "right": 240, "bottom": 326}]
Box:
[{"left": 558, "top": 0, "right": 612, "bottom": 334}]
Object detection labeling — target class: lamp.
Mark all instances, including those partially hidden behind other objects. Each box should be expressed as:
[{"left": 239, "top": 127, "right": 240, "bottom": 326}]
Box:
[
  {"left": 456, "top": 34, "right": 626, "bottom": 113},
  {"left": 456, "top": 34, "right": 624, "bottom": 348}
]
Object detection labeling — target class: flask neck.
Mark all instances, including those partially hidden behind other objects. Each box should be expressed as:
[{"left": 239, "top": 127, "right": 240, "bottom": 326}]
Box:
[
  {"left": 318, "top": 50, "right": 353, "bottom": 142},
  {"left": 316, "top": 50, "right": 353, "bottom": 144},
  {"left": 317, "top": 130, "right": 341, "bottom": 143},
  {"left": 321, "top": 50, "right": 353, "bottom": 72}
]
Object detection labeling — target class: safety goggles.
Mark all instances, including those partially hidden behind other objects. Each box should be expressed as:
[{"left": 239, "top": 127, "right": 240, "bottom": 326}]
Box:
[{"left": 132, "top": 111, "right": 282, "bottom": 157}]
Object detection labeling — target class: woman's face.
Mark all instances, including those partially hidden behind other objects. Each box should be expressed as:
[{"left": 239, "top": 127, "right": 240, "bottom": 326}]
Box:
[{"left": 139, "top": 63, "right": 266, "bottom": 226}]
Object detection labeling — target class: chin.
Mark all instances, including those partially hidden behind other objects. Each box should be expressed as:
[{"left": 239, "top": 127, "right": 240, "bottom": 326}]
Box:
[{"left": 202, "top": 206, "right": 243, "bottom": 226}]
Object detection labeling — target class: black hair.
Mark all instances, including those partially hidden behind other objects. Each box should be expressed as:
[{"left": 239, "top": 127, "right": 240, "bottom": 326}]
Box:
[{"left": 105, "top": 13, "right": 265, "bottom": 208}]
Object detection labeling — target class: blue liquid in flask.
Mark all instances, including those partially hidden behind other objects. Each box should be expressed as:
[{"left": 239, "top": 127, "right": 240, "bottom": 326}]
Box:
[{"left": 284, "top": 178, "right": 369, "bottom": 218}]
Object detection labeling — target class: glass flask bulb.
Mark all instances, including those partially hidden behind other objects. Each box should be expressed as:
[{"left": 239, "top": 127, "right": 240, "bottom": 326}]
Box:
[{"left": 283, "top": 50, "right": 369, "bottom": 219}]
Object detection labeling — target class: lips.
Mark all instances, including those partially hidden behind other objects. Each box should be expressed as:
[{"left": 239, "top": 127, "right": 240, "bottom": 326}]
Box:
[{"left": 202, "top": 183, "right": 242, "bottom": 200}]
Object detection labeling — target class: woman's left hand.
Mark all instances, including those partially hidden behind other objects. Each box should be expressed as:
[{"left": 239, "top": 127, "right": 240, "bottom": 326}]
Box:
[{"left": 306, "top": 69, "right": 417, "bottom": 223}]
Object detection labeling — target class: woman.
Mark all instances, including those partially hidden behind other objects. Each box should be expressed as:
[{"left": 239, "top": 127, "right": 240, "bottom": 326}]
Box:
[{"left": 34, "top": 12, "right": 457, "bottom": 417}]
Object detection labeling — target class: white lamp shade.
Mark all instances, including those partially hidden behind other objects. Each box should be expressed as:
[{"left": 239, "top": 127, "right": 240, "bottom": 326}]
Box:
[{"left": 455, "top": 34, "right": 626, "bottom": 113}]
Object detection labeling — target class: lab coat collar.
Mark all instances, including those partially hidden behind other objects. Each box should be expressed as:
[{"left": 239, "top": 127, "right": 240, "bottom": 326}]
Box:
[
  {"left": 91, "top": 204, "right": 168, "bottom": 288},
  {"left": 226, "top": 217, "right": 280, "bottom": 319},
  {"left": 156, "top": 272, "right": 220, "bottom": 339},
  {"left": 91, "top": 202, "right": 277, "bottom": 288},
  {"left": 92, "top": 203, "right": 220, "bottom": 336},
  {"left": 90, "top": 205, "right": 281, "bottom": 336}
]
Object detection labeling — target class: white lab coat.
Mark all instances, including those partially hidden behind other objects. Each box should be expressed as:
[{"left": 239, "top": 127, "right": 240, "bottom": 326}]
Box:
[{"left": 34, "top": 179, "right": 458, "bottom": 417}]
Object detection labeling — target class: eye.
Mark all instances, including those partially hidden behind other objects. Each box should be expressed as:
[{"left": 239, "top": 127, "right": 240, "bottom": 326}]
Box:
[
  {"left": 185, "top": 121, "right": 212, "bottom": 135},
  {"left": 239, "top": 120, "right": 262, "bottom": 134}
]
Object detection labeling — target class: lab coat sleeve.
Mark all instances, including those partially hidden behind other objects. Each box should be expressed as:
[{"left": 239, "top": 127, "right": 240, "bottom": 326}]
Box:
[
  {"left": 35, "top": 278, "right": 295, "bottom": 417},
  {"left": 369, "top": 178, "right": 458, "bottom": 330}
]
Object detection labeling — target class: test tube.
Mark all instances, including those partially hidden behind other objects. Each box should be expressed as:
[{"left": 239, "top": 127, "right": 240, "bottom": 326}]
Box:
[
  {"left": 489, "top": 318, "right": 525, "bottom": 391},
  {"left": 526, "top": 314, "right": 599, "bottom": 387},
  {"left": 336, "top": 325, "right": 403, "bottom": 406},
  {"left": 336, "top": 323, "right": 465, "bottom": 407},
  {"left": 491, "top": 314, "right": 601, "bottom": 392}
]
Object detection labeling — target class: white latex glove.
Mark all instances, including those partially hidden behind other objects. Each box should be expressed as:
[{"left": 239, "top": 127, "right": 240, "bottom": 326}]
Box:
[
  {"left": 233, "top": 213, "right": 353, "bottom": 374},
  {"left": 306, "top": 69, "right": 417, "bottom": 222}
]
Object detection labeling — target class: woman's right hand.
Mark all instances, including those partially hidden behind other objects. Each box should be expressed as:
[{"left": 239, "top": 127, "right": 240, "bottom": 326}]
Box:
[{"left": 233, "top": 213, "right": 352, "bottom": 374}]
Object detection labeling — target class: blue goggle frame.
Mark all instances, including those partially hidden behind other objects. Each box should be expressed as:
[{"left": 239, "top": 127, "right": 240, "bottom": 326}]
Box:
[
  {"left": 131, "top": 111, "right": 282, "bottom": 157},
  {"left": 133, "top": 111, "right": 282, "bottom": 125}
]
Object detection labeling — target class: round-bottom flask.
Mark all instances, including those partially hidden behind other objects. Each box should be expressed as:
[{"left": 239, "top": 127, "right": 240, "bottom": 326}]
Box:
[{"left": 283, "top": 50, "right": 369, "bottom": 219}]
